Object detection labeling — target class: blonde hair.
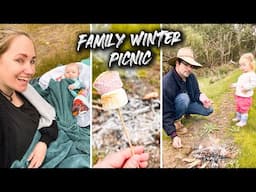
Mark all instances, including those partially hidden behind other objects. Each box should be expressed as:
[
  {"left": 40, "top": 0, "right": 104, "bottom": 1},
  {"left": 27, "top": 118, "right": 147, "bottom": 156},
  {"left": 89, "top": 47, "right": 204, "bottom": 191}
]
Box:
[
  {"left": 0, "top": 29, "right": 32, "bottom": 56},
  {"left": 239, "top": 52, "right": 256, "bottom": 71}
]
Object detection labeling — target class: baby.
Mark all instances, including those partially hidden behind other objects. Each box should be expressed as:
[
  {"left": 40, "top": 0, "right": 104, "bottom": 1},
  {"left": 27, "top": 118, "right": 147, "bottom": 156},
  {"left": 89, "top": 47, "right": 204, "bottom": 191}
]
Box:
[
  {"left": 61, "top": 63, "right": 90, "bottom": 127},
  {"left": 64, "top": 62, "right": 83, "bottom": 97}
]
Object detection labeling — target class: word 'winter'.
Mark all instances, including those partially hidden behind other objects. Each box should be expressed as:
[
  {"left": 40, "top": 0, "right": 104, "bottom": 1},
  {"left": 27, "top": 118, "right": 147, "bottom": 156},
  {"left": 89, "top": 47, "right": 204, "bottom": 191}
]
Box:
[{"left": 130, "top": 30, "right": 181, "bottom": 47}]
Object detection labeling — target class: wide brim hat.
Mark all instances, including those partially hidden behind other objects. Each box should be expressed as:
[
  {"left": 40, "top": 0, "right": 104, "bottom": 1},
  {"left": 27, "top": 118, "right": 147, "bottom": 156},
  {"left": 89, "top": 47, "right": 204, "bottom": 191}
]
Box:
[{"left": 168, "top": 47, "right": 202, "bottom": 67}]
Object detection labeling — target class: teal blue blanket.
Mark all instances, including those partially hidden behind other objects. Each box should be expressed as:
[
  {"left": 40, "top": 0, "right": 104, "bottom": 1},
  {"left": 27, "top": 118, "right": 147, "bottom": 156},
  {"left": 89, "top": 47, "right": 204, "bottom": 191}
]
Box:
[{"left": 11, "top": 79, "right": 90, "bottom": 168}]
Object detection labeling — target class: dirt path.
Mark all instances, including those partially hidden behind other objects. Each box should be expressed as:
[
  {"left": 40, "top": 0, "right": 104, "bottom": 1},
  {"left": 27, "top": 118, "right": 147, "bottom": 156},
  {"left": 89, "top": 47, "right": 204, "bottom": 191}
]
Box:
[{"left": 163, "top": 89, "right": 239, "bottom": 168}]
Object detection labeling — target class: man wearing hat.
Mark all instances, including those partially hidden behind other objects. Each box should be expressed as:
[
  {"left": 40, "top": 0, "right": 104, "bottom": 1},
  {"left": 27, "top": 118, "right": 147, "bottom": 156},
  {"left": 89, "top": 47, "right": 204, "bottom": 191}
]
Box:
[{"left": 163, "top": 47, "right": 213, "bottom": 149}]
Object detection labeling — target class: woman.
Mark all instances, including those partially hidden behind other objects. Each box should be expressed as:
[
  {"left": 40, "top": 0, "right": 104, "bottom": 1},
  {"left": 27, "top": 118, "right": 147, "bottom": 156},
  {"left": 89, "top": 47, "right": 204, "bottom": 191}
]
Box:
[
  {"left": 0, "top": 28, "right": 149, "bottom": 168},
  {"left": 0, "top": 29, "right": 58, "bottom": 168}
]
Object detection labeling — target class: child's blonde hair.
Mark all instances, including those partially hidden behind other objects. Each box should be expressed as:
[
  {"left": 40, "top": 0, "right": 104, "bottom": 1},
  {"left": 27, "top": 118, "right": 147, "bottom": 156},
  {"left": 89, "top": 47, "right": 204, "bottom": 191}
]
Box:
[{"left": 239, "top": 53, "right": 256, "bottom": 71}]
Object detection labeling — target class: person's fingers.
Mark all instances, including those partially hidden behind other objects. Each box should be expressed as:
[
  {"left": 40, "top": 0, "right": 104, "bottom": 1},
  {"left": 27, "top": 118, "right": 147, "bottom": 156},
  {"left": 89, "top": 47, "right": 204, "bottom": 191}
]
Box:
[
  {"left": 173, "top": 142, "right": 178, "bottom": 148},
  {"left": 118, "top": 148, "right": 135, "bottom": 160},
  {"left": 27, "top": 152, "right": 34, "bottom": 161},
  {"left": 35, "top": 160, "right": 42, "bottom": 168},
  {"left": 138, "top": 153, "right": 149, "bottom": 168},
  {"left": 173, "top": 137, "right": 181, "bottom": 148},
  {"left": 139, "top": 161, "right": 148, "bottom": 168},
  {"left": 27, "top": 152, "right": 36, "bottom": 168},
  {"left": 123, "top": 155, "right": 140, "bottom": 168},
  {"left": 174, "top": 145, "right": 182, "bottom": 149},
  {"left": 29, "top": 157, "right": 43, "bottom": 168},
  {"left": 118, "top": 146, "right": 145, "bottom": 161},
  {"left": 177, "top": 138, "right": 182, "bottom": 148},
  {"left": 28, "top": 157, "right": 36, "bottom": 168},
  {"left": 173, "top": 140, "right": 182, "bottom": 148},
  {"left": 138, "top": 153, "right": 149, "bottom": 162},
  {"left": 133, "top": 146, "right": 144, "bottom": 155}
]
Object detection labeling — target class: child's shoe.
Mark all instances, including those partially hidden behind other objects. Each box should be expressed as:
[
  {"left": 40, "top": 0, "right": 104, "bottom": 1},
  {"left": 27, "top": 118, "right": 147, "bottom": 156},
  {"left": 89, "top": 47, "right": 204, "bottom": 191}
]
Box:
[
  {"left": 232, "top": 112, "right": 241, "bottom": 122},
  {"left": 236, "top": 113, "right": 248, "bottom": 127},
  {"left": 232, "top": 118, "right": 240, "bottom": 122},
  {"left": 236, "top": 121, "right": 247, "bottom": 127}
]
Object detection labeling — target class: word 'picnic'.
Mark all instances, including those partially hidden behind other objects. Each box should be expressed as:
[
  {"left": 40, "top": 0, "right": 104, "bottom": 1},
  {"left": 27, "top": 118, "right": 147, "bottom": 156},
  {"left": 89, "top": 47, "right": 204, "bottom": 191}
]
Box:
[{"left": 77, "top": 29, "right": 182, "bottom": 67}]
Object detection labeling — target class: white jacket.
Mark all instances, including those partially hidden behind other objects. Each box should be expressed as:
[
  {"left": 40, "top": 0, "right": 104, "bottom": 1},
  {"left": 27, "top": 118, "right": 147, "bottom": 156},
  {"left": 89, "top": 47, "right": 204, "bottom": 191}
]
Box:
[{"left": 234, "top": 71, "right": 256, "bottom": 97}]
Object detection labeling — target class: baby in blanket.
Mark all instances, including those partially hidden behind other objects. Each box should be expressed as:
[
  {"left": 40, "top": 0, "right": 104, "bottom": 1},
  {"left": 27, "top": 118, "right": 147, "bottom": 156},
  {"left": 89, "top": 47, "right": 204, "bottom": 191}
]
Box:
[
  {"left": 63, "top": 62, "right": 83, "bottom": 96},
  {"left": 57, "top": 63, "right": 89, "bottom": 127}
]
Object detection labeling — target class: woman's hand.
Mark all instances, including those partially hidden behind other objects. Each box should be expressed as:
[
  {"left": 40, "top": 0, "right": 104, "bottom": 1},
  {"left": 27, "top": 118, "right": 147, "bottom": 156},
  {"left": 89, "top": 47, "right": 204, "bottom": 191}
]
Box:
[
  {"left": 93, "top": 146, "right": 149, "bottom": 168},
  {"left": 27, "top": 141, "right": 47, "bottom": 168}
]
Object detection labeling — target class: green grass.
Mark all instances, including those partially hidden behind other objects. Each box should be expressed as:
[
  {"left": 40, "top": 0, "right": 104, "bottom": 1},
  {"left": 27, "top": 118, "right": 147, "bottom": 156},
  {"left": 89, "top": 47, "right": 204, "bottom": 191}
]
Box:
[
  {"left": 162, "top": 68, "right": 240, "bottom": 140},
  {"left": 137, "top": 69, "right": 147, "bottom": 78},
  {"left": 198, "top": 69, "right": 241, "bottom": 100},
  {"left": 198, "top": 69, "right": 241, "bottom": 114},
  {"left": 232, "top": 93, "right": 256, "bottom": 168},
  {"left": 92, "top": 147, "right": 107, "bottom": 166},
  {"left": 162, "top": 67, "right": 256, "bottom": 167},
  {"left": 200, "top": 123, "right": 220, "bottom": 136},
  {"left": 199, "top": 69, "right": 256, "bottom": 167},
  {"left": 233, "top": 128, "right": 256, "bottom": 167},
  {"left": 162, "top": 130, "right": 170, "bottom": 140}
]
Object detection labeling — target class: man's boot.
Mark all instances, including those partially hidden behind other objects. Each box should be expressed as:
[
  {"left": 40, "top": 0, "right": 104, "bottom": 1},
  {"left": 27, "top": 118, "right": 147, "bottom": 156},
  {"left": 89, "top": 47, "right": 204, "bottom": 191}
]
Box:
[
  {"left": 185, "top": 114, "right": 192, "bottom": 119},
  {"left": 175, "top": 120, "right": 188, "bottom": 134},
  {"left": 174, "top": 120, "right": 184, "bottom": 130}
]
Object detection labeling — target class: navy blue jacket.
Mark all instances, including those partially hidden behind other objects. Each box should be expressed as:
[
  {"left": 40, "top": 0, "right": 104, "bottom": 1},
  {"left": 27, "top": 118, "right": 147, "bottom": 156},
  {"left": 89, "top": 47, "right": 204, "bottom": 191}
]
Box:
[{"left": 162, "top": 68, "right": 201, "bottom": 138}]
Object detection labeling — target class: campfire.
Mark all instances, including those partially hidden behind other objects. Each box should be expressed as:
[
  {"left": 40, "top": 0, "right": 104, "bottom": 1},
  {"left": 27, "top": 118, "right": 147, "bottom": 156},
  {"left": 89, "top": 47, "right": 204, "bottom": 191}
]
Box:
[{"left": 184, "top": 143, "right": 238, "bottom": 168}]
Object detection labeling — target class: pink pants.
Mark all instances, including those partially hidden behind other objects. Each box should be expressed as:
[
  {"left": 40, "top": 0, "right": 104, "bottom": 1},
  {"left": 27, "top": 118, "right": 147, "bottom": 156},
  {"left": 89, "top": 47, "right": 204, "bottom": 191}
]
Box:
[{"left": 235, "top": 95, "right": 252, "bottom": 113}]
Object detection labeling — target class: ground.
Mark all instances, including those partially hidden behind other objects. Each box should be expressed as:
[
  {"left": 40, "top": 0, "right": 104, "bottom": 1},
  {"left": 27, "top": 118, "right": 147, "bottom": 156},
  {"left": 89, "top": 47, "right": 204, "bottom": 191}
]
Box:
[
  {"left": 163, "top": 89, "right": 239, "bottom": 168},
  {"left": 92, "top": 61, "right": 161, "bottom": 168}
]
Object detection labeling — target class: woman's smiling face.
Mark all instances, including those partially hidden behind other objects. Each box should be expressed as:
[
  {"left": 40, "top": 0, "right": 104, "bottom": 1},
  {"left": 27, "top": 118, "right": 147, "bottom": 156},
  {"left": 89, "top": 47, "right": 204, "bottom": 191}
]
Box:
[{"left": 0, "top": 35, "right": 36, "bottom": 93}]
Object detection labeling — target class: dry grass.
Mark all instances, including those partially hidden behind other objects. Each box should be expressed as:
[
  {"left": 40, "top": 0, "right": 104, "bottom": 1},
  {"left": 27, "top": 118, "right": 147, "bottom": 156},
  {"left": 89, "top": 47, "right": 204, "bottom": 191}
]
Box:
[{"left": 0, "top": 24, "right": 90, "bottom": 76}]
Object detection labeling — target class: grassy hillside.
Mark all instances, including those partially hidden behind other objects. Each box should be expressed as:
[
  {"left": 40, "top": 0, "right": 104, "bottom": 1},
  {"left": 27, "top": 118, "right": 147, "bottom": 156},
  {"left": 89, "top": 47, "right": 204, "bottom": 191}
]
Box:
[
  {"left": 199, "top": 69, "right": 256, "bottom": 167},
  {"left": 0, "top": 24, "right": 90, "bottom": 77}
]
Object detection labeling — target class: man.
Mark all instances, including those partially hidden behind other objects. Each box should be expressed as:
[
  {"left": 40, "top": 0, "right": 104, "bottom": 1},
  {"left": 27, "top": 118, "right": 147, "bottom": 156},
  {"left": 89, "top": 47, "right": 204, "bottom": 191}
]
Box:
[{"left": 163, "top": 47, "right": 213, "bottom": 148}]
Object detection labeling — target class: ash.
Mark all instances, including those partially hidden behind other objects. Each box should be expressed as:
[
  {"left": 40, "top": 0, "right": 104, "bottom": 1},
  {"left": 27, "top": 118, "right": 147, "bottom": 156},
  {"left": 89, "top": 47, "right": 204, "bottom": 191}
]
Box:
[{"left": 93, "top": 95, "right": 160, "bottom": 168}]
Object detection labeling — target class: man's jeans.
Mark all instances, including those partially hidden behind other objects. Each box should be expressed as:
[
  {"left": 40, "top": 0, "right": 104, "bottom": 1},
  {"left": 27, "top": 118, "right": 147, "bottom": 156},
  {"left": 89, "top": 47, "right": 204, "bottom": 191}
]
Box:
[{"left": 174, "top": 93, "right": 213, "bottom": 120}]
